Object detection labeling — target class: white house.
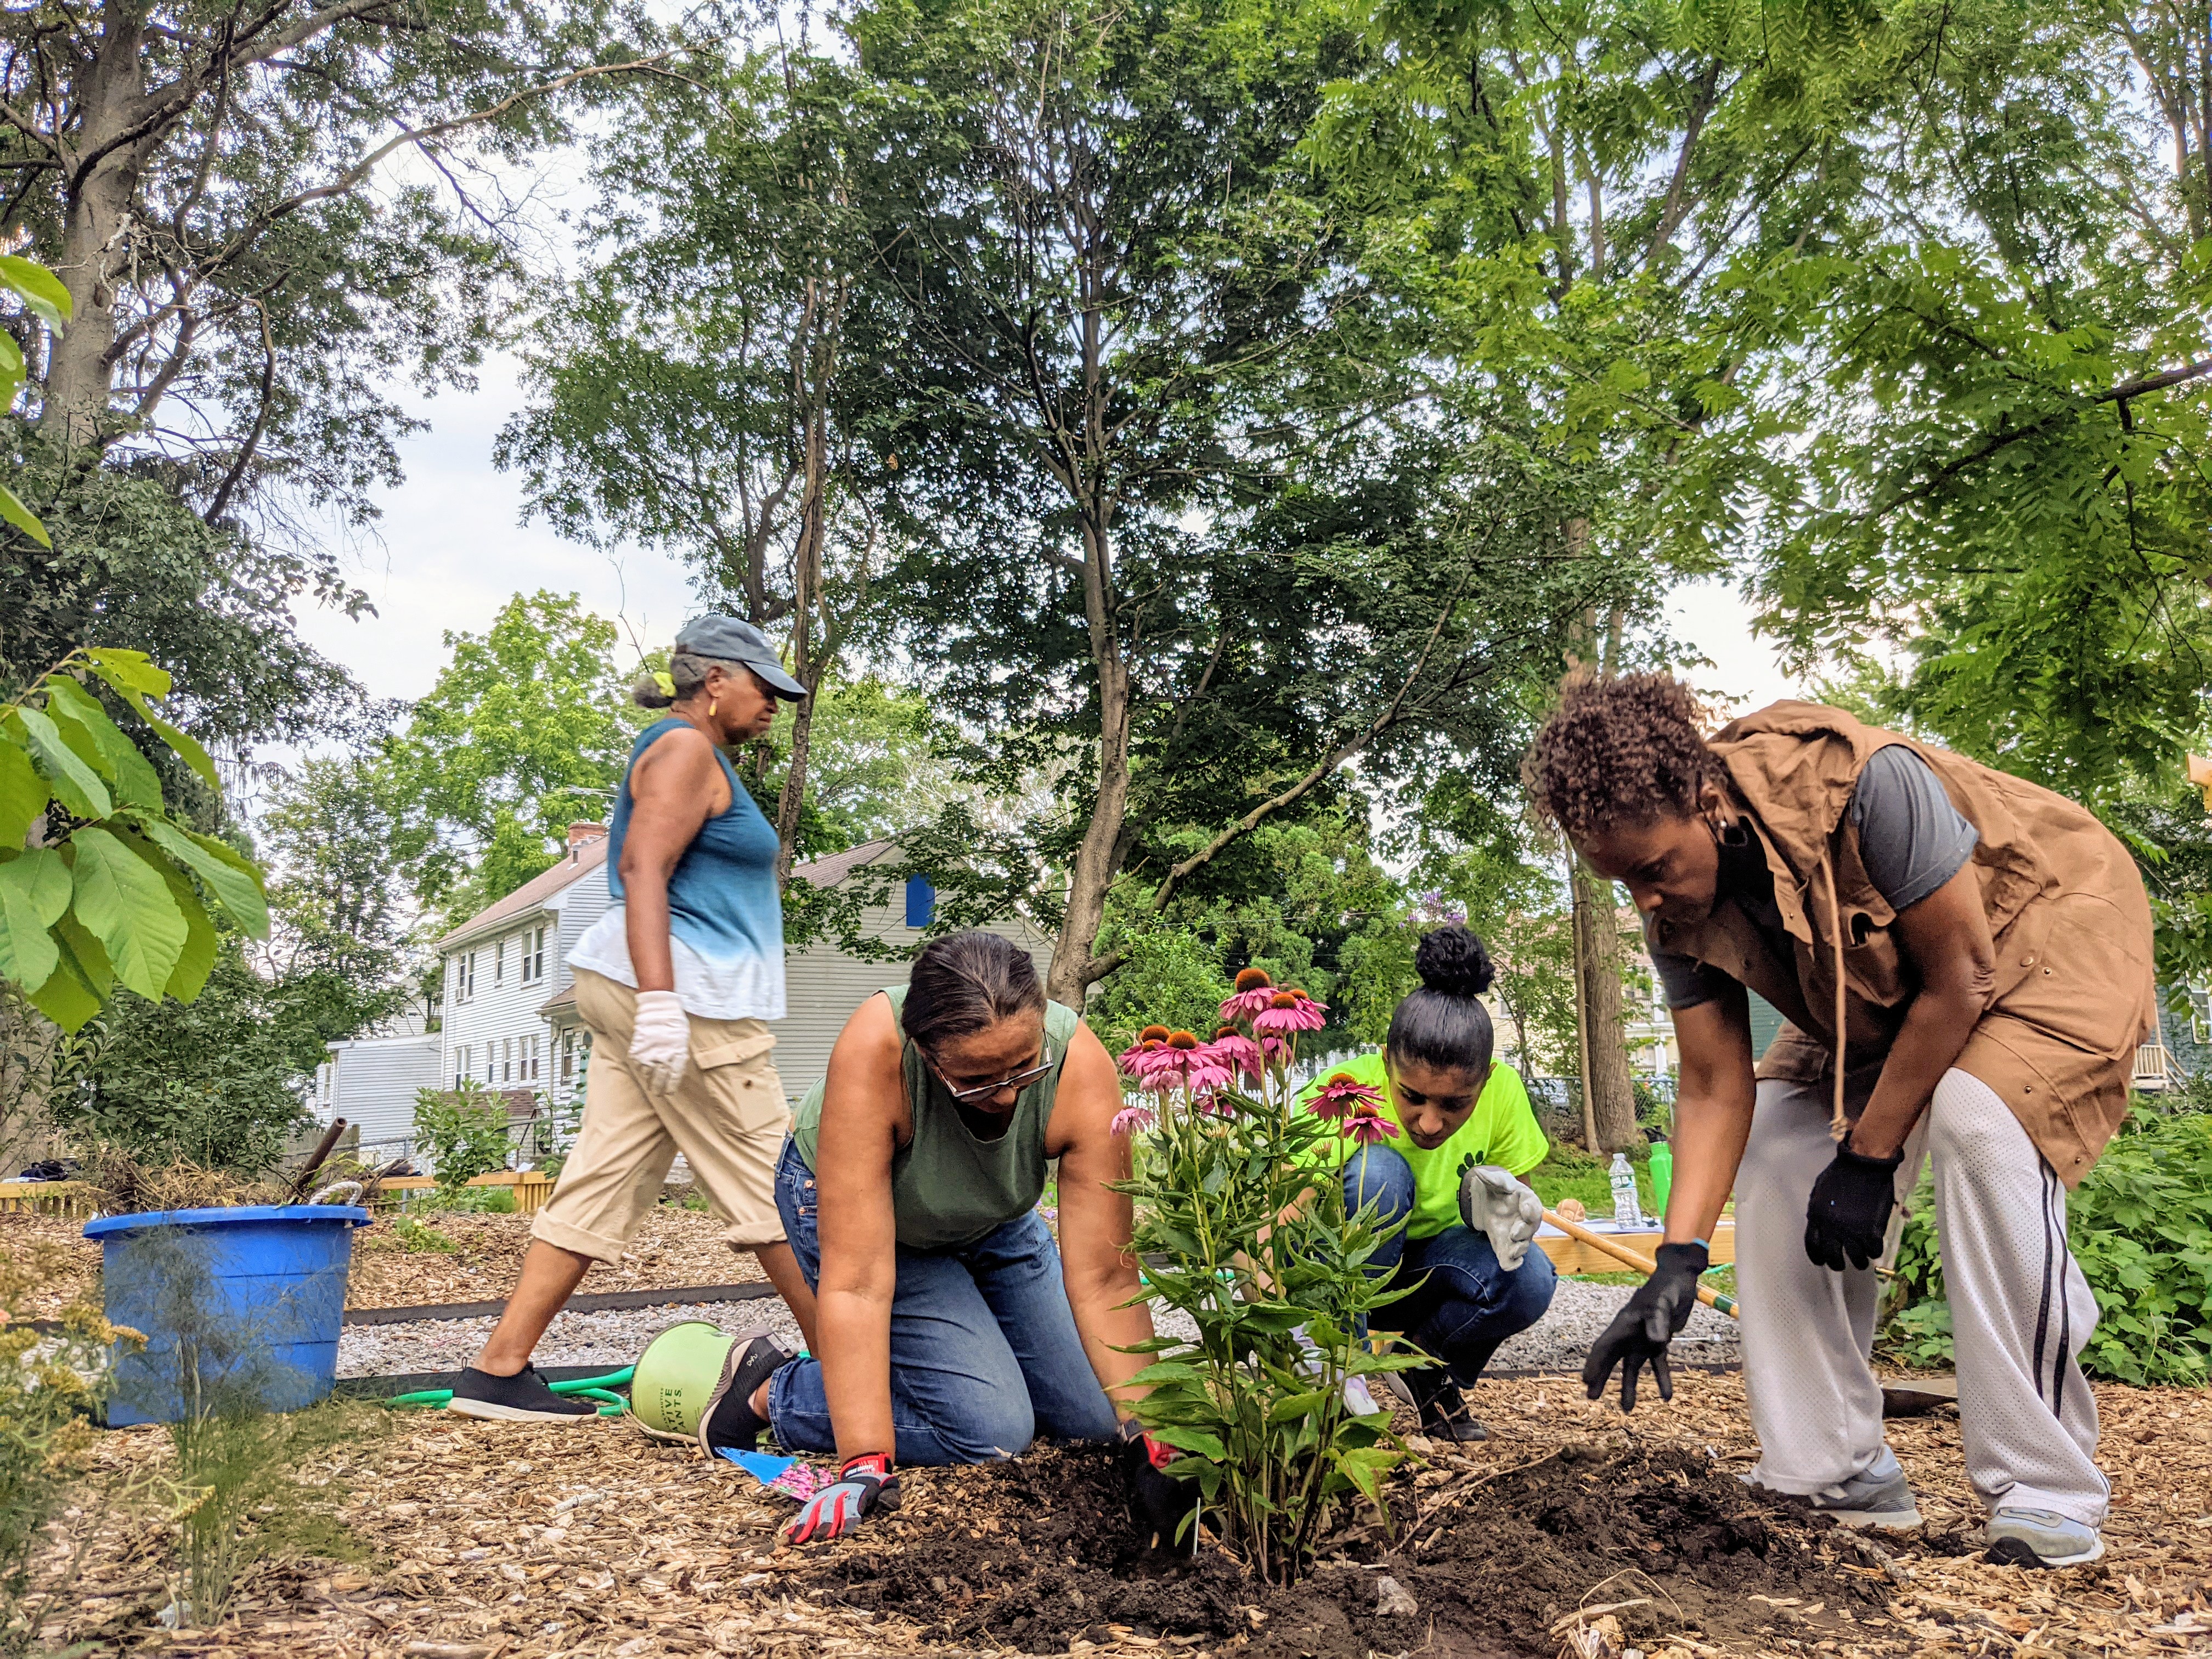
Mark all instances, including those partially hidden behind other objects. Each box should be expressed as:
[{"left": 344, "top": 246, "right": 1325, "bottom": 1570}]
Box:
[{"left": 319, "top": 827, "right": 1055, "bottom": 1159}]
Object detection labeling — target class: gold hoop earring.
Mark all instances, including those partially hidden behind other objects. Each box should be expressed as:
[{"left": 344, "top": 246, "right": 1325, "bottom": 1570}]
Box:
[{"left": 708, "top": 698, "right": 719, "bottom": 717}]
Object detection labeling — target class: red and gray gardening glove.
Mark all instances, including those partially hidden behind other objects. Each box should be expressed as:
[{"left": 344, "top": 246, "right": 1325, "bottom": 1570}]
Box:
[
  {"left": 783, "top": 1452, "right": 899, "bottom": 1544},
  {"left": 1118, "top": 1419, "right": 1195, "bottom": 1554}
]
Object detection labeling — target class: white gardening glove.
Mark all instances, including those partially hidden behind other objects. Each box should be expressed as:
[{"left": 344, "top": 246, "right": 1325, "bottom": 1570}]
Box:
[
  {"left": 1459, "top": 1164, "right": 1544, "bottom": 1272},
  {"left": 629, "top": 991, "right": 692, "bottom": 1096},
  {"left": 1291, "top": 1324, "right": 1381, "bottom": 1417}
]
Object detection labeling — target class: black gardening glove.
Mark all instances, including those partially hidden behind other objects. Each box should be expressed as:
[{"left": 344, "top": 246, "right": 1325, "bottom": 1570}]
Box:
[
  {"left": 1804, "top": 1141, "right": 1905, "bottom": 1272},
  {"left": 1118, "top": 1418, "right": 1195, "bottom": 1554},
  {"left": 1582, "top": 1240, "right": 1708, "bottom": 1413}
]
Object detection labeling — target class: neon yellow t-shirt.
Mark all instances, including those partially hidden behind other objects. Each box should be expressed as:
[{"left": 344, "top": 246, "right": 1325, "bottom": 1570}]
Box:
[{"left": 1294, "top": 1052, "right": 1549, "bottom": 1241}]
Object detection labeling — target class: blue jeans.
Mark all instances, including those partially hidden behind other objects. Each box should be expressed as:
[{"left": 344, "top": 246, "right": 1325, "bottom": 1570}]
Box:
[
  {"left": 764, "top": 1138, "right": 1119, "bottom": 1465},
  {"left": 1344, "top": 1144, "right": 1556, "bottom": 1385}
]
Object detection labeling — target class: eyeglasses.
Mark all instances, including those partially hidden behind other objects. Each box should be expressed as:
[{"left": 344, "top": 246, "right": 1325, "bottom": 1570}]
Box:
[{"left": 933, "top": 1051, "right": 1054, "bottom": 1103}]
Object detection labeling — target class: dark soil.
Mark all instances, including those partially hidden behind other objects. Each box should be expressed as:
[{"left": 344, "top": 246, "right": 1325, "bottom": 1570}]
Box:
[{"left": 792, "top": 1438, "right": 1903, "bottom": 1658}]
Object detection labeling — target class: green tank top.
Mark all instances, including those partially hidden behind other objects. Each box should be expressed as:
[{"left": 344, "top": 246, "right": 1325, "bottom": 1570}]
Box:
[{"left": 791, "top": 984, "right": 1082, "bottom": 1249}]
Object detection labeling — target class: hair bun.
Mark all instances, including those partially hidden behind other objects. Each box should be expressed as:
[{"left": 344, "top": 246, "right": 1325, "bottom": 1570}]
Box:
[{"left": 1414, "top": 924, "right": 1493, "bottom": 998}]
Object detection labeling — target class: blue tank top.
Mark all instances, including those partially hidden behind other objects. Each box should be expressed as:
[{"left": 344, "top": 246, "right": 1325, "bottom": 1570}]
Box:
[{"left": 593, "top": 718, "right": 786, "bottom": 1019}]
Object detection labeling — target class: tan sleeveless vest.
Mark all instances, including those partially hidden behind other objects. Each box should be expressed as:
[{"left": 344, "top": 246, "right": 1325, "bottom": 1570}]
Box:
[{"left": 1645, "top": 702, "right": 2155, "bottom": 1186}]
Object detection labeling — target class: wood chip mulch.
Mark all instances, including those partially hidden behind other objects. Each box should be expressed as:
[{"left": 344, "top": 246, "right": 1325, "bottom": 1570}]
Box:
[
  {"left": 30, "top": 1371, "right": 2212, "bottom": 1659},
  {"left": 6, "top": 1207, "right": 758, "bottom": 1319}
]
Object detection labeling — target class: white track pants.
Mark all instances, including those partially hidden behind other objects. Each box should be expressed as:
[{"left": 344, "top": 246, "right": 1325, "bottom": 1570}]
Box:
[{"left": 1735, "top": 1067, "right": 2107, "bottom": 1526}]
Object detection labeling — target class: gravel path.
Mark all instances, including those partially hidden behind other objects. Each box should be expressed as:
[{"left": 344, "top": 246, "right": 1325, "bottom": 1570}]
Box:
[
  {"left": 1487, "top": 1277, "right": 1738, "bottom": 1374},
  {"left": 337, "top": 1279, "right": 1734, "bottom": 1379}
]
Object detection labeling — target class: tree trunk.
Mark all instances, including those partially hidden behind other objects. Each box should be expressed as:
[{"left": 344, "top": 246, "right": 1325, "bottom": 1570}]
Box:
[
  {"left": 42, "top": 5, "right": 154, "bottom": 447},
  {"left": 1571, "top": 855, "right": 1640, "bottom": 1151},
  {"left": 1046, "top": 494, "right": 1131, "bottom": 1008}
]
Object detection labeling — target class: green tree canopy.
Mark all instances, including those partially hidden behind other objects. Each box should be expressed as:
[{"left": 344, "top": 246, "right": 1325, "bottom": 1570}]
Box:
[{"left": 383, "top": 591, "right": 635, "bottom": 915}]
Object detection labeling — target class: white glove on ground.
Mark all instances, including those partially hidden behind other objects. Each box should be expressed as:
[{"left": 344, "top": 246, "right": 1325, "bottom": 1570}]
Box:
[
  {"left": 629, "top": 991, "right": 692, "bottom": 1097},
  {"left": 1459, "top": 1164, "right": 1544, "bottom": 1272}
]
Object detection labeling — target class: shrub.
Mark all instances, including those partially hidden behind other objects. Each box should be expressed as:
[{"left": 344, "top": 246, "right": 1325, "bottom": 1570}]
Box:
[
  {"left": 1116, "top": 977, "right": 1421, "bottom": 1585},
  {"left": 1879, "top": 1108, "right": 2212, "bottom": 1384},
  {"left": 391, "top": 1215, "right": 458, "bottom": 1254},
  {"left": 0, "top": 1243, "right": 129, "bottom": 1655},
  {"left": 411, "top": 1081, "right": 512, "bottom": 1188},
  {"left": 167, "top": 1399, "right": 377, "bottom": 1626},
  {"left": 409, "top": 1183, "right": 517, "bottom": 1215}
]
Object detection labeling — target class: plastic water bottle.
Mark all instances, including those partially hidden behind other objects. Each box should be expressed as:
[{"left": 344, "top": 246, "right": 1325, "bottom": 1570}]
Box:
[{"left": 1609, "top": 1153, "right": 1644, "bottom": 1229}]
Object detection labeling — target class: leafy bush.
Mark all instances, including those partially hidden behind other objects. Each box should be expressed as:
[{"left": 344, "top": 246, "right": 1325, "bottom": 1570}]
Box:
[
  {"left": 1879, "top": 1108, "right": 2212, "bottom": 1384},
  {"left": 0, "top": 1242, "right": 129, "bottom": 1655},
  {"left": 408, "top": 1182, "right": 517, "bottom": 1215},
  {"left": 1116, "top": 976, "right": 1420, "bottom": 1585},
  {"left": 411, "top": 1081, "right": 512, "bottom": 1187}
]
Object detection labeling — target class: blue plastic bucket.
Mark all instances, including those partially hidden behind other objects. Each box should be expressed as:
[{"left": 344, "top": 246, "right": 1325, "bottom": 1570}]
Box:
[{"left": 84, "top": 1204, "right": 370, "bottom": 1426}]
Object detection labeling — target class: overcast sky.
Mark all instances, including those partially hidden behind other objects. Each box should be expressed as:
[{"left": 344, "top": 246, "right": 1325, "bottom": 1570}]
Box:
[{"left": 284, "top": 359, "right": 1808, "bottom": 736}]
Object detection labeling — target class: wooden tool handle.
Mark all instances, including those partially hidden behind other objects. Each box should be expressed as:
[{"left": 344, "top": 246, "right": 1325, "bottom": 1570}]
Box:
[{"left": 1542, "top": 1209, "right": 1739, "bottom": 1319}]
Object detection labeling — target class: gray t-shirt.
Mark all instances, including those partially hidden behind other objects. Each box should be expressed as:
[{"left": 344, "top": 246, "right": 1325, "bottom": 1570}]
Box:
[{"left": 1652, "top": 745, "right": 1979, "bottom": 1011}]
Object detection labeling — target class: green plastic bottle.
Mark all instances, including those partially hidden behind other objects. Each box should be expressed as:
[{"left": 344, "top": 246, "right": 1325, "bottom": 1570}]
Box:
[{"left": 1649, "top": 1140, "right": 1673, "bottom": 1220}]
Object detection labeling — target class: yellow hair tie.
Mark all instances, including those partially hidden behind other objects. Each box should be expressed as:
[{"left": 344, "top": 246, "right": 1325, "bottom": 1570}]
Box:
[{"left": 653, "top": 669, "right": 676, "bottom": 698}]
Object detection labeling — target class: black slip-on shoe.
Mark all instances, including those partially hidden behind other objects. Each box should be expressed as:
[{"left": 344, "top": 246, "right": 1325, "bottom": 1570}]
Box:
[
  {"left": 1389, "top": 1365, "right": 1489, "bottom": 1443},
  {"left": 697, "top": 1332, "right": 795, "bottom": 1456},
  {"left": 447, "top": 1363, "right": 597, "bottom": 1423}
]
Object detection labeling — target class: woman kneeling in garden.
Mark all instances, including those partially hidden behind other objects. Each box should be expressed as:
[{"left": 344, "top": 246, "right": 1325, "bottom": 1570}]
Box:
[
  {"left": 1297, "top": 925, "right": 1556, "bottom": 1443},
  {"left": 695, "top": 930, "right": 1182, "bottom": 1545}
]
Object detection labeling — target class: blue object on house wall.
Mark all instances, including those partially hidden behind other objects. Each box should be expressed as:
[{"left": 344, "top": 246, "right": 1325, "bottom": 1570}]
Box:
[{"left": 905, "top": 876, "right": 936, "bottom": 929}]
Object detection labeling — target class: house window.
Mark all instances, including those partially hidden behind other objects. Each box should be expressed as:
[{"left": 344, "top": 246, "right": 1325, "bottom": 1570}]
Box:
[
  {"left": 523, "top": 1035, "right": 540, "bottom": 1082},
  {"left": 503, "top": 1038, "right": 514, "bottom": 1082},
  {"left": 454, "top": 952, "right": 476, "bottom": 1003},
  {"left": 905, "top": 876, "right": 936, "bottom": 929},
  {"left": 521, "top": 924, "right": 546, "bottom": 984},
  {"left": 494, "top": 940, "right": 505, "bottom": 985},
  {"left": 454, "top": 1045, "right": 470, "bottom": 1088},
  {"left": 559, "top": 1031, "right": 575, "bottom": 1082}
]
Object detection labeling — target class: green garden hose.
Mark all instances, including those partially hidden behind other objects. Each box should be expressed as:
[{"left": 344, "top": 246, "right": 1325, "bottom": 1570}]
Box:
[{"left": 382, "top": 1365, "right": 636, "bottom": 1418}]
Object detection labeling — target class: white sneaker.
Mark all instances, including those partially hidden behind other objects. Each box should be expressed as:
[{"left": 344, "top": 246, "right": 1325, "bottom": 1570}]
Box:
[
  {"left": 1983, "top": 1508, "right": 2104, "bottom": 1568},
  {"left": 1741, "top": 1463, "right": 1922, "bottom": 1530}
]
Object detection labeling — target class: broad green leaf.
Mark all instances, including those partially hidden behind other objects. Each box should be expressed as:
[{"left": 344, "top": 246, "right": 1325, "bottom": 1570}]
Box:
[
  {"left": 23, "top": 946, "right": 99, "bottom": 1031},
  {"left": 51, "top": 913, "right": 110, "bottom": 998},
  {"left": 105, "top": 684, "right": 216, "bottom": 789},
  {"left": 84, "top": 648, "right": 172, "bottom": 699},
  {"left": 68, "top": 827, "right": 187, "bottom": 1000},
  {"left": 130, "top": 815, "right": 268, "bottom": 937},
  {"left": 1146, "top": 1425, "right": 1227, "bottom": 1460},
  {"left": 14, "top": 707, "right": 110, "bottom": 819},
  {"left": 122, "top": 835, "right": 215, "bottom": 1001},
  {"left": 44, "top": 678, "right": 163, "bottom": 809},
  {"left": 1266, "top": 1390, "right": 1325, "bottom": 1424},
  {"left": 0, "top": 255, "right": 72, "bottom": 331},
  {"left": 0, "top": 738, "right": 47, "bottom": 847},
  {"left": 1128, "top": 1361, "right": 1205, "bottom": 1386},
  {"left": 0, "top": 483, "right": 48, "bottom": 548},
  {"left": 0, "top": 847, "right": 68, "bottom": 991}
]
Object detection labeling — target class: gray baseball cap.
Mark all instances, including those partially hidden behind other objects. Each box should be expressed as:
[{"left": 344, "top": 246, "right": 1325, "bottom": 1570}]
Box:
[{"left": 675, "top": 615, "right": 808, "bottom": 700}]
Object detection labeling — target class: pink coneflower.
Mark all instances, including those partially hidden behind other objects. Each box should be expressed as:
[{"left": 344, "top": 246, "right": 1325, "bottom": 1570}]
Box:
[
  {"left": 1110, "top": 1103, "right": 1156, "bottom": 1136},
  {"left": 1209, "top": 1026, "right": 1266, "bottom": 1081},
  {"left": 1252, "top": 988, "right": 1327, "bottom": 1035},
  {"left": 1218, "top": 967, "right": 1279, "bottom": 1023},
  {"left": 1193, "top": 1090, "right": 1237, "bottom": 1118},
  {"left": 1148, "top": 1031, "right": 1234, "bottom": 1094},
  {"left": 1261, "top": 1035, "right": 1293, "bottom": 1066},
  {"left": 1341, "top": 1103, "right": 1401, "bottom": 1144},
  {"left": 1118, "top": 1035, "right": 1176, "bottom": 1084},
  {"left": 1308, "top": 1072, "right": 1385, "bottom": 1120}
]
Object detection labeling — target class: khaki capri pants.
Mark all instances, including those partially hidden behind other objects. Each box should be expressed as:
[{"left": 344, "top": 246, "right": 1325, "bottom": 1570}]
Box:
[{"left": 532, "top": 968, "right": 791, "bottom": 1262}]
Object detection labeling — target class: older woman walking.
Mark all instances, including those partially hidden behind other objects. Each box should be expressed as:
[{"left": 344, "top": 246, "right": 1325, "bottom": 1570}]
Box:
[{"left": 449, "top": 616, "right": 815, "bottom": 1423}]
